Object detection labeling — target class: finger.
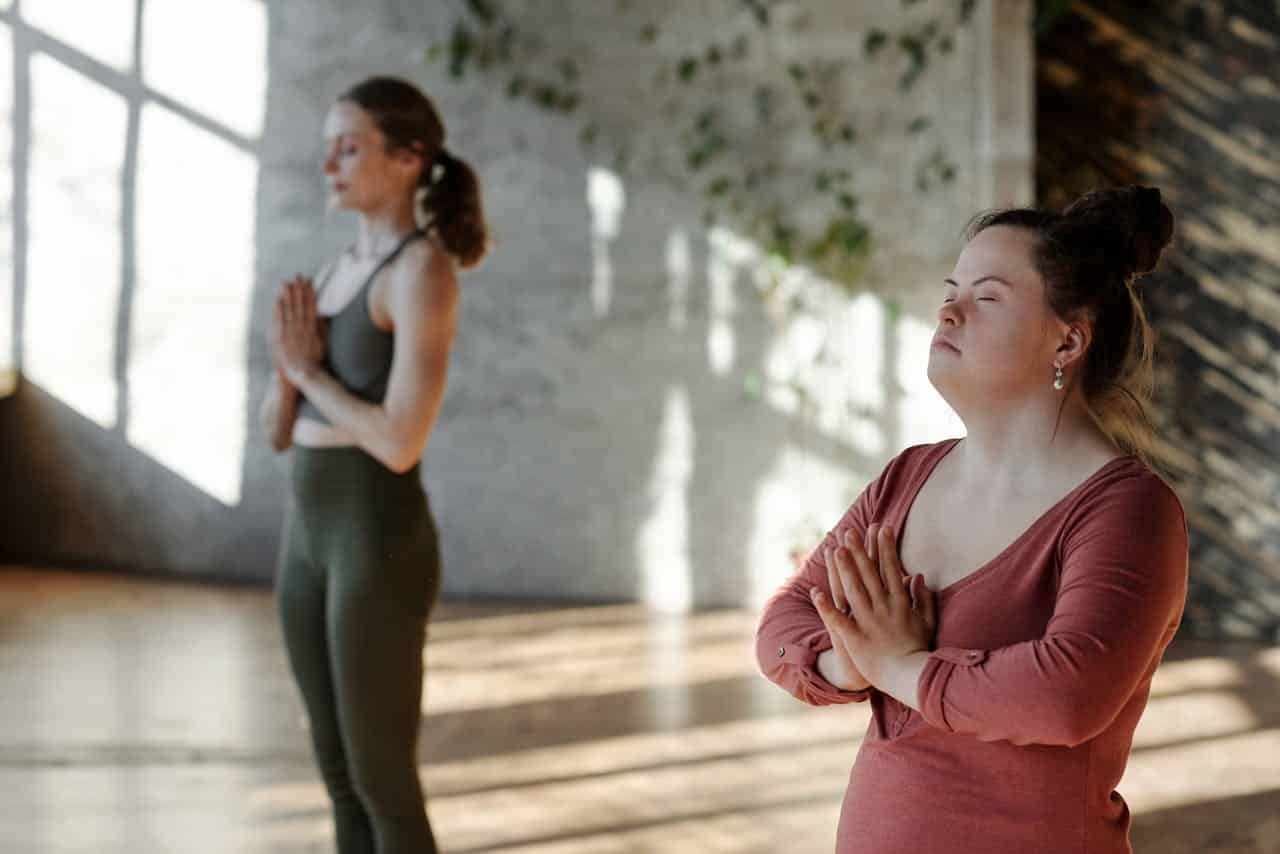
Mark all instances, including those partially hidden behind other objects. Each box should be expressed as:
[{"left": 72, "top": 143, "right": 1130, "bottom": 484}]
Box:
[
  {"left": 809, "top": 586, "right": 848, "bottom": 632},
  {"left": 290, "top": 281, "right": 307, "bottom": 329},
  {"left": 282, "top": 280, "right": 297, "bottom": 316},
  {"left": 299, "top": 282, "right": 315, "bottom": 332},
  {"left": 864, "top": 523, "right": 878, "bottom": 564},
  {"left": 825, "top": 547, "right": 847, "bottom": 614},
  {"left": 878, "top": 526, "right": 907, "bottom": 605},
  {"left": 833, "top": 545, "right": 873, "bottom": 617},
  {"left": 843, "top": 529, "right": 885, "bottom": 611},
  {"left": 916, "top": 575, "right": 938, "bottom": 633}
]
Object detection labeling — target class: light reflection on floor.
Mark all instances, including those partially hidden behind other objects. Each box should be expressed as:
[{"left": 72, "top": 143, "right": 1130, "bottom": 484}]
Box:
[{"left": 0, "top": 567, "right": 1276, "bottom": 853}]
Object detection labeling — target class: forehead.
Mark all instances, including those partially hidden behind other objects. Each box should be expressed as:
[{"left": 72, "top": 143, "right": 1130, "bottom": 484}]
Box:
[
  {"left": 322, "top": 101, "right": 379, "bottom": 142},
  {"left": 952, "top": 225, "right": 1041, "bottom": 286}
]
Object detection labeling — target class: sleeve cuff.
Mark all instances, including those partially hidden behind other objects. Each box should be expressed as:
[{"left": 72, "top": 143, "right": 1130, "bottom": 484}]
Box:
[
  {"left": 774, "top": 640, "right": 872, "bottom": 704},
  {"left": 918, "top": 647, "right": 987, "bottom": 731}
]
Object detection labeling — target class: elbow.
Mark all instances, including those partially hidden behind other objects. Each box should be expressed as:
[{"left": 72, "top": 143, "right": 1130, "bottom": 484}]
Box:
[
  {"left": 376, "top": 441, "right": 420, "bottom": 474},
  {"left": 1036, "top": 698, "right": 1116, "bottom": 748},
  {"left": 384, "top": 455, "right": 417, "bottom": 475}
]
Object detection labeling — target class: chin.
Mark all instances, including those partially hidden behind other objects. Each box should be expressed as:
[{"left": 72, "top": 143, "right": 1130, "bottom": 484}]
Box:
[{"left": 926, "top": 357, "right": 964, "bottom": 396}]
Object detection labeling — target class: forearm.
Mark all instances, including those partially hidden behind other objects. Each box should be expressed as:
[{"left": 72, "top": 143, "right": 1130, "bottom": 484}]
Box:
[
  {"left": 260, "top": 375, "right": 300, "bottom": 452},
  {"left": 817, "top": 648, "right": 872, "bottom": 692},
  {"left": 866, "top": 651, "right": 929, "bottom": 711},
  {"left": 291, "top": 368, "right": 414, "bottom": 471}
]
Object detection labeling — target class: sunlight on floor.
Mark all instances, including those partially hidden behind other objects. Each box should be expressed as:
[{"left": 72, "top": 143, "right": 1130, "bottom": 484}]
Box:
[{"left": 2, "top": 570, "right": 1278, "bottom": 853}]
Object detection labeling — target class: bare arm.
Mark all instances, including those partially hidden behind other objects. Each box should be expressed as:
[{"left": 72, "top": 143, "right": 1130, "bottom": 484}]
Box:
[
  {"left": 288, "top": 242, "right": 458, "bottom": 473},
  {"left": 259, "top": 372, "right": 300, "bottom": 453}
]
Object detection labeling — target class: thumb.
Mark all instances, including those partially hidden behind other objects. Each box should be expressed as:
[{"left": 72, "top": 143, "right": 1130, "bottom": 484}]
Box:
[{"left": 912, "top": 575, "right": 938, "bottom": 632}]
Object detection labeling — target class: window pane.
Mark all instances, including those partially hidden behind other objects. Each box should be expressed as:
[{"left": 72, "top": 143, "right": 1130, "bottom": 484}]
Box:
[
  {"left": 0, "top": 22, "right": 13, "bottom": 395},
  {"left": 142, "top": 0, "right": 266, "bottom": 139},
  {"left": 25, "top": 55, "right": 126, "bottom": 426},
  {"left": 25, "top": 0, "right": 135, "bottom": 72},
  {"left": 129, "top": 103, "right": 257, "bottom": 504}
]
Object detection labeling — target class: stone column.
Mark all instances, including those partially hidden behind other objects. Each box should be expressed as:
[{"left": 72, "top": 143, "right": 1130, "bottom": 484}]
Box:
[{"left": 974, "top": 0, "right": 1035, "bottom": 209}]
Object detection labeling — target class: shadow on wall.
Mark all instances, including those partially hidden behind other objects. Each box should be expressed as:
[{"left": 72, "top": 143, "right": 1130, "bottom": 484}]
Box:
[
  {"left": 1037, "top": 1, "right": 1280, "bottom": 641},
  {"left": 427, "top": 155, "right": 963, "bottom": 611}
]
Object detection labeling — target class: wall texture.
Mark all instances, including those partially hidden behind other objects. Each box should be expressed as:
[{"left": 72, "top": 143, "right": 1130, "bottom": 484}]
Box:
[{"left": 1, "top": 1, "right": 1030, "bottom": 609}]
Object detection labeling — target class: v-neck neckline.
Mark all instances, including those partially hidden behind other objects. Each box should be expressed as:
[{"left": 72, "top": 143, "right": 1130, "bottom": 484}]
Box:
[{"left": 894, "top": 438, "right": 1135, "bottom": 599}]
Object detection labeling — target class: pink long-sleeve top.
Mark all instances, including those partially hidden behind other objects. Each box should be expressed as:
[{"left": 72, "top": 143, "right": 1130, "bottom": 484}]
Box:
[{"left": 756, "top": 439, "right": 1188, "bottom": 854}]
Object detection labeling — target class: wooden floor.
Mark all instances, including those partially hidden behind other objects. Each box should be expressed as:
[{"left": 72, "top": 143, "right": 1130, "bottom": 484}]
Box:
[{"left": 0, "top": 567, "right": 1277, "bottom": 853}]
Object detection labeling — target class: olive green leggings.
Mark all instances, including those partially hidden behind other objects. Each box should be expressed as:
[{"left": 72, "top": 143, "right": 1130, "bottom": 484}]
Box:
[{"left": 276, "top": 446, "right": 441, "bottom": 854}]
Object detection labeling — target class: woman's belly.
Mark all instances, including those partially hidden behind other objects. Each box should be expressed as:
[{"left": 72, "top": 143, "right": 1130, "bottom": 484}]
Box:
[
  {"left": 835, "top": 724, "right": 1119, "bottom": 854},
  {"left": 292, "top": 415, "right": 357, "bottom": 448}
]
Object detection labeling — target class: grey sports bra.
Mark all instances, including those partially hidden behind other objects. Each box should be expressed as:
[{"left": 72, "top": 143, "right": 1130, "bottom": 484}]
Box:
[{"left": 297, "top": 229, "right": 424, "bottom": 425}]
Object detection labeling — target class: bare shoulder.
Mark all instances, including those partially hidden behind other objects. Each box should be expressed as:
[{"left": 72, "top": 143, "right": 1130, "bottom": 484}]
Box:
[{"left": 390, "top": 234, "right": 459, "bottom": 313}]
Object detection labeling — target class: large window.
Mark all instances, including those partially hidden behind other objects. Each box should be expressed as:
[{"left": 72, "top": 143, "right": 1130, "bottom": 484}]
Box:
[{"left": 3, "top": 0, "right": 266, "bottom": 504}]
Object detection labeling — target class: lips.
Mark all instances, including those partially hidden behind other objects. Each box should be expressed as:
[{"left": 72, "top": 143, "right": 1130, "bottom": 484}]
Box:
[{"left": 931, "top": 334, "right": 960, "bottom": 354}]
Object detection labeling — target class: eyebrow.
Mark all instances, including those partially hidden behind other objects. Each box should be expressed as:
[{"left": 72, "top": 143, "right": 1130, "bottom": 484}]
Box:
[{"left": 944, "top": 275, "right": 1013, "bottom": 289}]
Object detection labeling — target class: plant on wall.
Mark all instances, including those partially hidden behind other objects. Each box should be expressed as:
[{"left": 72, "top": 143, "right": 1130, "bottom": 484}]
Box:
[
  {"left": 429, "top": 0, "right": 1074, "bottom": 291},
  {"left": 428, "top": 0, "right": 990, "bottom": 290}
]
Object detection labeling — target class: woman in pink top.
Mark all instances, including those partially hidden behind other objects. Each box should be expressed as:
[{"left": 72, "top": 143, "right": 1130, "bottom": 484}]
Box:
[{"left": 756, "top": 186, "right": 1188, "bottom": 854}]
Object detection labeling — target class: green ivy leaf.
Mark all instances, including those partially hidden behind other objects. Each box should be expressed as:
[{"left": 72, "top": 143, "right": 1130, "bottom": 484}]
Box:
[
  {"left": 448, "top": 23, "right": 474, "bottom": 79},
  {"left": 640, "top": 23, "right": 659, "bottom": 43},
  {"left": 677, "top": 57, "right": 699, "bottom": 82},
  {"left": 787, "top": 62, "right": 808, "bottom": 82},
  {"left": 908, "top": 116, "right": 932, "bottom": 134},
  {"left": 464, "top": 0, "right": 497, "bottom": 26},
  {"left": 865, "top": 30, "right": 889, "bottom": 57},
  {"left": 707, "top": 176, "right": 733, "bottom": 197},
  {"left": 533, "top": 84, "right": 558, "bottom": 109}
]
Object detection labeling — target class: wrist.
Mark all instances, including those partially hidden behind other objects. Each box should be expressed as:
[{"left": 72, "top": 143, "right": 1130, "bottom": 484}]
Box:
[
  {"left": 285, "top": 362, "right": 322, "bottom": 388},
  {"left": 817, "top": 648, "right": 871, "bottom": 692}
]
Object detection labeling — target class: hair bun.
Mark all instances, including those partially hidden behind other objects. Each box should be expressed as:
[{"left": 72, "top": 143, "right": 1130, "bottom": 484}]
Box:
[
  {"left": 1062, "top": 184, "right": 1174, "bottom": 279},
  {"left": 1130, "top": 186, "right": 1173, "bottom": 276}
]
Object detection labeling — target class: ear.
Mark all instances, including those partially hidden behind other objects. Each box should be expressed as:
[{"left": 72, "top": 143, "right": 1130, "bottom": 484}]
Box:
[
  {"left": 1054, "top": 319, "right": 1091, "bottom": 371},
  {"left": 391, "top": 143, "right": 424, "bottom": 174}
]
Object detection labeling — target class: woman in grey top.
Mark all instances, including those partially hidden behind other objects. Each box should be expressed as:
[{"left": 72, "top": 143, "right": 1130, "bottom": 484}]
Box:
[{"left": 259, "top": 75, "right": 487, "bottom": 854}]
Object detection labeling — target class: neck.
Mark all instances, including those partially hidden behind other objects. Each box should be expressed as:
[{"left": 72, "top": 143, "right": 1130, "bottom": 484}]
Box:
[
  {"left": 949, "top": 391, "right": 1114, "bottom": 486},
  {"left": 354, "top": 194, "right": 418, "bottom": 257}
]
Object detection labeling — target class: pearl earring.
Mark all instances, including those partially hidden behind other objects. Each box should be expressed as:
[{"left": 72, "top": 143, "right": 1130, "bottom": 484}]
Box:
[{"left": 1053, "top": 365, "right": 1064, "bottom": 391}]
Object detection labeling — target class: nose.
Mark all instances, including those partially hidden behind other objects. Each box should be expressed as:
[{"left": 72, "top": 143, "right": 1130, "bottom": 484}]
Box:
[
  {"left": 322, "top": 153, "right": 338, "bottom": 175},
  {"left": 937, "top": 299, "right": 961, "bottom": 327}
]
